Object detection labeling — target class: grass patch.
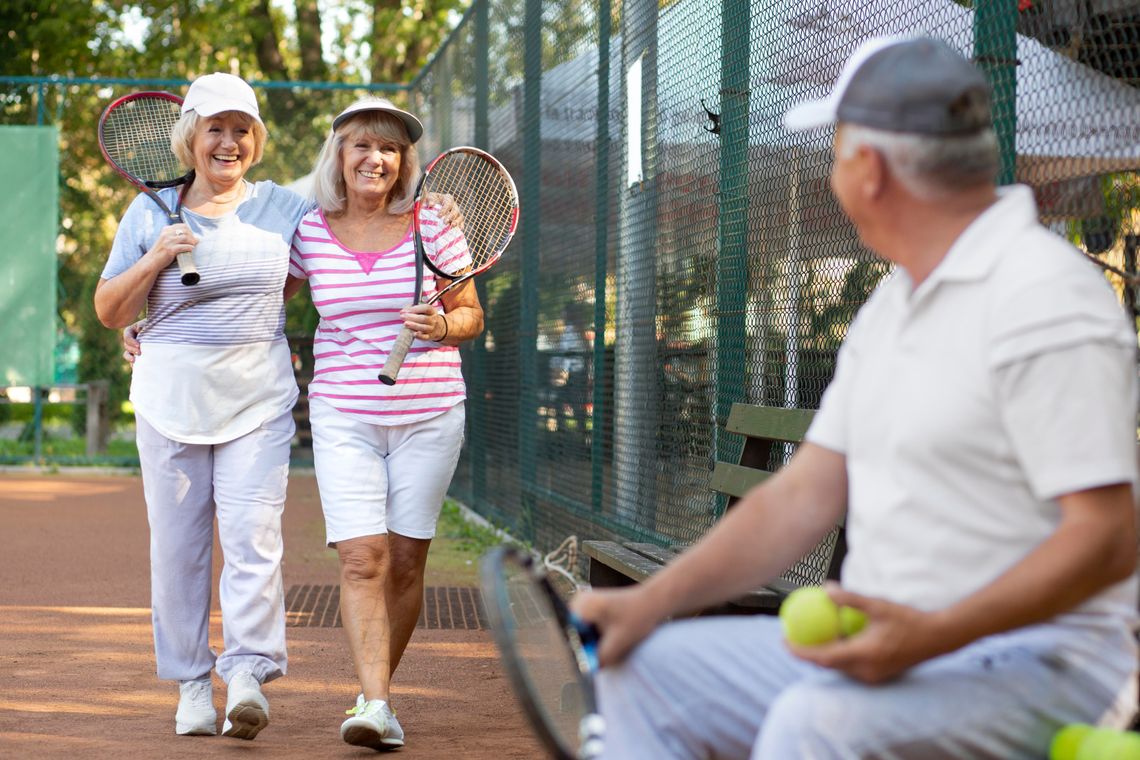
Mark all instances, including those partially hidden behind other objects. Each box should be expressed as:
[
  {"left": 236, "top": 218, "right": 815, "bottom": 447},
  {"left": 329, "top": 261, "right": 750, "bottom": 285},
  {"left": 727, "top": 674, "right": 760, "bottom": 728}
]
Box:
[{"left": 425, "top": 499, "right": 513, "bottom": 587}]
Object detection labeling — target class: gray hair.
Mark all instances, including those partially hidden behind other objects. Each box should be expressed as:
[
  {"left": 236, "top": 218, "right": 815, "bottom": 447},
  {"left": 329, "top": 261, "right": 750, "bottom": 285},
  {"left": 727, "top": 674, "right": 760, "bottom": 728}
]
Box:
[
  {"left": 837, "top": 124, "right": 999, "bottom": 200},
  {"left": 311, "top": 104, "right": 420, "bottom": 215},
  {"left": 170, "top": 110, "right": 267, "bottom": 171}
]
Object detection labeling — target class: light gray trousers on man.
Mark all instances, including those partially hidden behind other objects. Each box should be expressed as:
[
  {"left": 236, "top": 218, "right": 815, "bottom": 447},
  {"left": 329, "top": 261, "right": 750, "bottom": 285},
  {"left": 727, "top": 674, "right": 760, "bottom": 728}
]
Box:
[
  {"left": 597, "top": 615, "right": 1137, "bottom": 760},
  {"left": 135, "top": 410, "right": 293, "bottom": 685}
]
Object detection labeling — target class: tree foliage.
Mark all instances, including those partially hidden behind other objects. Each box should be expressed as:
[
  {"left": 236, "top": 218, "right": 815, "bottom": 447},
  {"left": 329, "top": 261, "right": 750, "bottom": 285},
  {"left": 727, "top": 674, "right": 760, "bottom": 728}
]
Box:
[{"left": 2, "top": 0, "right": 467, "bottom": 422}]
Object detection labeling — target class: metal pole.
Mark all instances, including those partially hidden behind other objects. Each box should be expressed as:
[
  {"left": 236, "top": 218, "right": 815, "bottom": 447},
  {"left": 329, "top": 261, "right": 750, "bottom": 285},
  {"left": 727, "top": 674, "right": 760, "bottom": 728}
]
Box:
[
  {"left": 518, "top": 0, "right": 543, "bottom": 541},
  {"left": 714, "top": 0, "right": 751, "bottom": 484},
  {"left": 614, "top": 0, "right": 659, "bottom": 526},
  {"left": 591, "top": 0, "right": 612, "bottom": 513},
  {"left": 973, "top": 0, "right": 1018, "bottom": 185}
]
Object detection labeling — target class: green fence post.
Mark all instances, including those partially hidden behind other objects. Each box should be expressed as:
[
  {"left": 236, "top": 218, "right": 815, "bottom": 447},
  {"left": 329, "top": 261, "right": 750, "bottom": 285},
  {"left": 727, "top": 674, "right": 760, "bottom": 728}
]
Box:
[
  {"left": 471, "top": 0, "right": 490, "bottom": 511},
  {"left": 714, "top": 0, "right": 751, "bottom": 494},
  {"left": 32, "top": 387, "right": 44, "bottom": 461},
  {"left": 519, "top": 0, "right": 543, "bottom": 541},
  {"left": 591, "top": 0, "right": 612, "bottom": 513},
  {"left": 973, "top": 0, "right": 1018, "bottom": 185}
]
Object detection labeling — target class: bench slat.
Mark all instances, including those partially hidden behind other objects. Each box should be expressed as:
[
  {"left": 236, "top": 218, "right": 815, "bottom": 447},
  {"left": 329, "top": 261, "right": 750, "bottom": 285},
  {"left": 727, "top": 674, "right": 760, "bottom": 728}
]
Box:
[
  {"left": 710, "top": 461, "right": 772, "bottom": 498},
  {"left": 726, "top": 403, "right": 814, "bottom": 443},
  {"left": 585, "top": 540, "right": 785, "bottom": 610},
  {"left": 583, "top": 540, "right": 662, "bottom": 583}
]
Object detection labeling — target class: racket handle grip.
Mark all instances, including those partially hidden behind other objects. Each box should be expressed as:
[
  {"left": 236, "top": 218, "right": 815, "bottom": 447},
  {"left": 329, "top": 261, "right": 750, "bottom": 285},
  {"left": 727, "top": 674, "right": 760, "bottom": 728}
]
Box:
[
  {"left": 176, "top": 251, "right": 200, "bottom": 286},
  {"left": 379, "top": 326, "right": 416, "bottom": 385}
]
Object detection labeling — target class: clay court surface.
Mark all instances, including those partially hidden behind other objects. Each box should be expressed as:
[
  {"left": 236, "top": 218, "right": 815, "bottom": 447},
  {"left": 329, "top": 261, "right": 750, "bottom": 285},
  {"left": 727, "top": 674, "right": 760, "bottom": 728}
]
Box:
[{"left": 0, "top": 472, "right": 542, "bottom": 758}]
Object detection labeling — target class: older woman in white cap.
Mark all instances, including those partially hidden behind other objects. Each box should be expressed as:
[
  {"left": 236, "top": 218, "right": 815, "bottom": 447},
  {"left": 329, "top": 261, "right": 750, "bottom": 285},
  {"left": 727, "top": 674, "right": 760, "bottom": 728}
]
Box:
[
  {"left": 95, "top": 72, "right": 311, "bottom": 741},
  {"left": 284, "top": 97, "right": 483, "bottom": 750}
]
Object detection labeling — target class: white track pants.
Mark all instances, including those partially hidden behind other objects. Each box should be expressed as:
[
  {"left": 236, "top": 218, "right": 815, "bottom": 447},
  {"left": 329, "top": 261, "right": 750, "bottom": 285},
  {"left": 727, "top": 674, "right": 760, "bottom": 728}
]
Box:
[
  {"left": 135, "top": 410, "right": 293, "bottom": 684},
  {"left": 597, "top": 615, "right": 1137, "bottom": 760}
]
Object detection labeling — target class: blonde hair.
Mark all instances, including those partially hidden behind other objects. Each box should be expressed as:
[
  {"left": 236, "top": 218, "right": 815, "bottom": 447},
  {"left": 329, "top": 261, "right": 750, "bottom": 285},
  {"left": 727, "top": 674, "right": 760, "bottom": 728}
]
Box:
[
  {"left": 311, "top": 105, "right": 420, "bottom": 215},
  {"left": 170, "top": 110, "right": 267, "bottom": 170}
]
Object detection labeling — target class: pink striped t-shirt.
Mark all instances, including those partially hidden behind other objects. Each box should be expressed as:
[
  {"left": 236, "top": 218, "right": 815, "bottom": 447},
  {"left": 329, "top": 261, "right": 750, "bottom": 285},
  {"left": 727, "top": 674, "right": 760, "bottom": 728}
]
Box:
[{"left": 288, "top": 207, "right": 469, "bottom": 426}]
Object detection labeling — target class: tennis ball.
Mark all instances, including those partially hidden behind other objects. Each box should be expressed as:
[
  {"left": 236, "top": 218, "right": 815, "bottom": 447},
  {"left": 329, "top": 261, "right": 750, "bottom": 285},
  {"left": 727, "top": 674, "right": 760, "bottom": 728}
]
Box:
[
  {"left": 1050, "top": 724, "right": 1093, "bottom": 760},
  {"left": 838, "top": 606, "right": 868, "bottom": 638},
  {"left": 1075, "top": 728, "right": 1140, "bottom": 760},
  {"left": 779, "top": 587, "right": 840, "bottom": 646},
  {"left": 1119, "top": 731, "right": 1140, "bottom": 759}
]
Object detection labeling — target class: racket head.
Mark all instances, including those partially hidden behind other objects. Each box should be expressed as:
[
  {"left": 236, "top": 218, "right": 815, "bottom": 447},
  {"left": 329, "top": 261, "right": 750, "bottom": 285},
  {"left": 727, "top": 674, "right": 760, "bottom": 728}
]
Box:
[
  {"left": 413, "top": 147, "right": 519, "bottom": 283},
  {"left": 480, "top": 545, "right": 603, "bottom": 760},
  {"left": 98, "top": 91, "right": 190, "bottom": 191}
]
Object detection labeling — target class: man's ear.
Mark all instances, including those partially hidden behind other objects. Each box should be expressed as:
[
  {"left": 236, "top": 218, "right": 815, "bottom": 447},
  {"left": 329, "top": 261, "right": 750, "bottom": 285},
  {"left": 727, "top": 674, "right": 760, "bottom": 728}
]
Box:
[{"left": 860, "top": 146, "right": 887, "bottom": 201}]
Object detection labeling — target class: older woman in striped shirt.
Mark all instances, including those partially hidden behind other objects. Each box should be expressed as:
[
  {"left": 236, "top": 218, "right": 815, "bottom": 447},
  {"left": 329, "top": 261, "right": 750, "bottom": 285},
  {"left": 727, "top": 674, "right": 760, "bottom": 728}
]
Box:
[{"left": 284, "top": 97, "right": 483, "bottom": 750}]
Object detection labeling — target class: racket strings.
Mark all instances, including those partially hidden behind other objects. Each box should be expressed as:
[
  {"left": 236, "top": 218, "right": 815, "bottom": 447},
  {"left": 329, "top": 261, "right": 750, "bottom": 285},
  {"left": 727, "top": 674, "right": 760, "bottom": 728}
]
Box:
[
  {"left": 102, "top": 98, "right": 185, "bottom": 183},
  {"left": 423, "top": 152, "right": 516, "bottom": 274}
]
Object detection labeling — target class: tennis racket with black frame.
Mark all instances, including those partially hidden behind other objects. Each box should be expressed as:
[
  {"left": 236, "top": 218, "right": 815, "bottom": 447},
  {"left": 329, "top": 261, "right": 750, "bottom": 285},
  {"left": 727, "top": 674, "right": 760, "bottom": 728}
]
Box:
[
  {"left": 98, "top": 91, "right": 199, "bottom": 286},
  {"left": 378, "top": 146, "right": 518, "bottom": 385},
  {"left": 479, "top": 544, "right": 605, "bottom": 760}
]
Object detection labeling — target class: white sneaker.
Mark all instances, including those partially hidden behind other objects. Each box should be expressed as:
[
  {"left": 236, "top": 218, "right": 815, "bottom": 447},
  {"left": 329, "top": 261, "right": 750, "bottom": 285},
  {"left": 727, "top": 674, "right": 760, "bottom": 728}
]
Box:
[
  {"left": 341, "top": 694, "right": 405, "bottom": 750},
  {"left": 221, "top": 671, "right": 269, "bottom": 740},
  {"left": 175, "top": 678, "right": 217, "bottom": 736}
]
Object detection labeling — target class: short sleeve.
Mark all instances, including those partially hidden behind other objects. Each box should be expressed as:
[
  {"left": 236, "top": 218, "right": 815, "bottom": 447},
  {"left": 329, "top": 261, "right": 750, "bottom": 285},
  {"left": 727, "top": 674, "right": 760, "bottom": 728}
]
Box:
[
  {"left": 271, "top": 182, "right": 313, "bottom": 229},
  {"left": 288, "top": 233, "right": 308, "bottom": 280},
  {"left": 101, "top": 192, "right": 172, "bottom": 280},
  {"left": 288, "top": 210, "right": 316, "bottom": 280},
  {"left": 995, "top": 339, "right": 1139, "bottom": 500}
]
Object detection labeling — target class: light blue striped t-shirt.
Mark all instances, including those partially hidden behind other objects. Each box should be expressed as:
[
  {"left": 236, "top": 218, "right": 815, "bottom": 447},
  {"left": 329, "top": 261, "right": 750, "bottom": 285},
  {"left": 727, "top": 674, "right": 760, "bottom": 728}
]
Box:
[{"left": 102, "top": 180, "right": 313, "bottom": 443}]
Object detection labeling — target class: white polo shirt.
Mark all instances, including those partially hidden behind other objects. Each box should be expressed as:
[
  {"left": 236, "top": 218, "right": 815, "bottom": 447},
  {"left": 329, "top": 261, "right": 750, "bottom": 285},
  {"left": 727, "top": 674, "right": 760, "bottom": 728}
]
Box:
[{"left": 807, "top": 186, "right": 1138, "bottom": 633}]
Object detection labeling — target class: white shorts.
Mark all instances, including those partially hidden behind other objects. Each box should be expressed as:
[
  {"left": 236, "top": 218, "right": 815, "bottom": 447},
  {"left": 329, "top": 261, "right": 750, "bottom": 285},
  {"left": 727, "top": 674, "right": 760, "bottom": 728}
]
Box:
[{"left": 309, "top": 397, "right": 465, "bottom": 544}]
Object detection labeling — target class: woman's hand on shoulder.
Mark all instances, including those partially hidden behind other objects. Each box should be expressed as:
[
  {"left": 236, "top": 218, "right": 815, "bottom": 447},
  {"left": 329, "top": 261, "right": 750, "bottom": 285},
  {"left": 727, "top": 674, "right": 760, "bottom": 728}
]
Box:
[
  {"left": 425, "top": 193, "right": 464, "bottom": 230},
  {"left": 122, "top": 320, "right": 145, "bottom": 365}
]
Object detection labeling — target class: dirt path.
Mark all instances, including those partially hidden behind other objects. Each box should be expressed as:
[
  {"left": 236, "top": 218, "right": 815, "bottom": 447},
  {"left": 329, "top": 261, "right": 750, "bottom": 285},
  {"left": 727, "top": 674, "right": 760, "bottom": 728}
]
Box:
[{"left": 0, "top": 473, "right": 541, "bottom": 759}]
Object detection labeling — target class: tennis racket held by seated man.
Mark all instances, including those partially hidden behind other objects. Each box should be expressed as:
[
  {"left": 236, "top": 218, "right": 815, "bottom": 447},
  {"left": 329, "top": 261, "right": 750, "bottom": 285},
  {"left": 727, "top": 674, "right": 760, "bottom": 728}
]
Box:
[
  {"left": 480, "top": 545, "right": 605, "bottom": 760},
  {"left": 378, "top": 146, "right": 519, "bottom": 385},
  {"left": 98, "top": 91, "right": 199, "bottom": 286}
]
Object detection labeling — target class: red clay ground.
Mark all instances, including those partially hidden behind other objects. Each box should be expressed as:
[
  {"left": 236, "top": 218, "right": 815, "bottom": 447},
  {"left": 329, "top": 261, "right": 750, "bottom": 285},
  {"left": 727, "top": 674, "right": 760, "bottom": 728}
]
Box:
[{"left": 0, "top": 472, "right": 542, "bottom": 759}]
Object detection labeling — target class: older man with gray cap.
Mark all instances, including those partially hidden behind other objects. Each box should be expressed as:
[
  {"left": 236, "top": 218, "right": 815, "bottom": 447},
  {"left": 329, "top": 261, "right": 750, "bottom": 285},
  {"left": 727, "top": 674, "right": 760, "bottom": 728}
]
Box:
[{"left": 572, "top": 36, "right": 1139, "bottom": 759}]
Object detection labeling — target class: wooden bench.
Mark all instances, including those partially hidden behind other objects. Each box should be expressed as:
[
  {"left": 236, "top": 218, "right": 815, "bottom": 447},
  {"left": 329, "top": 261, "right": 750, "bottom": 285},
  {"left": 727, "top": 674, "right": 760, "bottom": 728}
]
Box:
[{"left": 583, "top": 403, "right": 846, "bottom": 613}]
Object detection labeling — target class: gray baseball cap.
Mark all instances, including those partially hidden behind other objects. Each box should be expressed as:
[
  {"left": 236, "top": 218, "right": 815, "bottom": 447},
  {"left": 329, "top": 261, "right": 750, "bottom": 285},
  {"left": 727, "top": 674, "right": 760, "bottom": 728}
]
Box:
[{"left": 783, "top": 36, "right": 993, "bottom": 135}]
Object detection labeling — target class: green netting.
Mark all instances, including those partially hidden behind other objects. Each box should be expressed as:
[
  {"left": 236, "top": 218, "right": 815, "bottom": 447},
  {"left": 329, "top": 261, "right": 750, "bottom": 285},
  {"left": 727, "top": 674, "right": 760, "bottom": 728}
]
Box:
[
  {"left": 414, "top": 0, "right": 1140, "bottom": 556},
  {"left": 4, "top": 0, "right": 1139, "bottom": 555},
  {"left": 0, "top": 126, "right": 57, "bottom": 387}
]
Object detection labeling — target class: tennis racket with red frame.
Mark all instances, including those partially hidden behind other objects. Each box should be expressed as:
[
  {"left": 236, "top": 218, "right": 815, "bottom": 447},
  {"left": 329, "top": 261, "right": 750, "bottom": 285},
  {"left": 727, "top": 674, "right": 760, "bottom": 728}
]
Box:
[
  {"left": 98, "top": 91, "right": 199, "bottom": 286},
  {"left": 378, "top": 146, "right": 519, "bottom": 385}
]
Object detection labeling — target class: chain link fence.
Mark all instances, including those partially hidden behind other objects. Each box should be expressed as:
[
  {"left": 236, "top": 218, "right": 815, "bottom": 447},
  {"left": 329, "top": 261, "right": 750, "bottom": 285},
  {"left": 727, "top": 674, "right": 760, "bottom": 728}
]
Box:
[
  {"left": 3, "top": 0, "right": 1139, "bottom": 555},
  {"left": 411, "top": 0, "right": 1140, "bottom": 555}
]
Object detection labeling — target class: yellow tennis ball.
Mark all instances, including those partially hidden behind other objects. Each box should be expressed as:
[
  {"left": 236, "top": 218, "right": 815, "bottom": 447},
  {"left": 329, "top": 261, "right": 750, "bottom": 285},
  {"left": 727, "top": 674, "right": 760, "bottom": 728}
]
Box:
[
  {"left": 1118, "top": 731, "right": 1140, "bottom": 759},
  {"left": 838, "top": 606, "right": 868, "bottom": 638},
  {"left": 1050, "top": 724, "right": 1094, "bottom": 760},
  {"left": 1075, "top": 728, "right": 1140, "bottom": 760},
  {"left": 779, "top": 587, "right": 840, "bottom": 646}
]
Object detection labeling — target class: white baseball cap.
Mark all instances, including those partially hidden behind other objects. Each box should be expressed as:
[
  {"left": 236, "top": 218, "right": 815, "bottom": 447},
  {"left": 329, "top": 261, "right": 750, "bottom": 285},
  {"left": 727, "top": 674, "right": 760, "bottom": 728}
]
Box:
[
  {"left": 182, "top": 73, "right": 263, "bottom": 124},
  {"left": 332, "top": 98, "right": 423, "bottom": 143}
]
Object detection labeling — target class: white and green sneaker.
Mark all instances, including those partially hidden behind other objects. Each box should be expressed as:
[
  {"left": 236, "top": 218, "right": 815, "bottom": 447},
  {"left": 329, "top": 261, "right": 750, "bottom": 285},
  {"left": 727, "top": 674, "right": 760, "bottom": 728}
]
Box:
[{"left": 341, "top": 694, "right": 405, "bottom": 750}]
